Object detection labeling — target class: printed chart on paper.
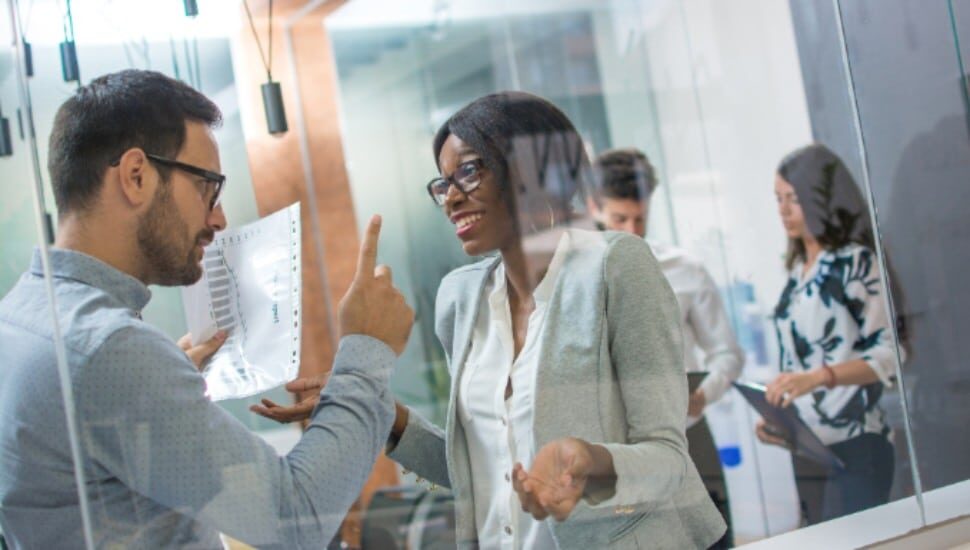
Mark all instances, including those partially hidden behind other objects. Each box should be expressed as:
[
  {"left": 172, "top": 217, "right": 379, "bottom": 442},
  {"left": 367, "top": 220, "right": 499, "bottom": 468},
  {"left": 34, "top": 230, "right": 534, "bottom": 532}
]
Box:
[{"left": 181, "top": 202, "right": 302, "bottom": 401}]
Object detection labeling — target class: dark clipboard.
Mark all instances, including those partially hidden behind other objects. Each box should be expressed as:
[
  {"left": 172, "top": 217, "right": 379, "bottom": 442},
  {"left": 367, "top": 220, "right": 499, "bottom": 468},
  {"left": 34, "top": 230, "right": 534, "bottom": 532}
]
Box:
[
  {"left": 733, "top": 381, "right": 846, "bottom": 471},
  {"left": 688, "top": 372, "right": 708, "bottom": 394}
]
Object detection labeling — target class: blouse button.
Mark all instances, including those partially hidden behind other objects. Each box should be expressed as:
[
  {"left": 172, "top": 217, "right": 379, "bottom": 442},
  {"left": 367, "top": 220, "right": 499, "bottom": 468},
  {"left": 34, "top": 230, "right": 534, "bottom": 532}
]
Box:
[{"left": 504, "top": 526, "right": 513, "bottom": 535}]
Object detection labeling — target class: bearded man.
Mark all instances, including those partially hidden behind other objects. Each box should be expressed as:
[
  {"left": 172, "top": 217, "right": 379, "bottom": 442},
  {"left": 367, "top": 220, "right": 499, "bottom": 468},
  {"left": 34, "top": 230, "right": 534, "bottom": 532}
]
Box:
[{"left": 0, "top": 70, "right": 413, "bottom": 549}]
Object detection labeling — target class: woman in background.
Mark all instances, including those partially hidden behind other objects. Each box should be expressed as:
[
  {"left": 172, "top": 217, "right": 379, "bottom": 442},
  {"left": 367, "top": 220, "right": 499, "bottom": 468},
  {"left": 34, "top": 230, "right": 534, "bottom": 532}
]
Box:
[{"left": 757, "top": 144, "right": 903, "bottom": 524}]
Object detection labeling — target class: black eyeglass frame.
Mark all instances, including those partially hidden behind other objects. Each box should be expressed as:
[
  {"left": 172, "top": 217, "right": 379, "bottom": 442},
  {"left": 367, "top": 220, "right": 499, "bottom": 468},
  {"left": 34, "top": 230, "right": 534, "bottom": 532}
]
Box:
[
  {"left": 425, "top": 158, "right": 486, "bottom": 206},
  {"left": 110, "top": 151, "right": 227, "bottom": 211}
]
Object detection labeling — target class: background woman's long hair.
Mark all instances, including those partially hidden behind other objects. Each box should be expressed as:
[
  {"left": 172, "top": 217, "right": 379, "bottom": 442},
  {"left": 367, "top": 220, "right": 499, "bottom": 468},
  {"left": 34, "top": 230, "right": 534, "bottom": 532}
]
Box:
[
  {"left": 777, "top": 143, "right": 908, "bottom": 350},
  {"left": 777, "top": 143, "right": 875, "bottom": 270}
]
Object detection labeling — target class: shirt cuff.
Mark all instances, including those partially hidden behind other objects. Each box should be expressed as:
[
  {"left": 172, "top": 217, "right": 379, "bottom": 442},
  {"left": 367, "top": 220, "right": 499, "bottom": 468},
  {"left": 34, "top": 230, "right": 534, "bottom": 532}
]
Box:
[
  {"left": 387, "top": 406, "right": 432, "bottom": 458},
  {"left": 331, "top": 334, "right": 396, "bottom": 382},
  {"left": 698, "top": 371, "right": 731, "bottom": 405},
  {"left": 582, "top": 443, "right": 684, "bottom": 510},
  {"left": 862, "top": 354, "right": 896, "bottom": 387}
]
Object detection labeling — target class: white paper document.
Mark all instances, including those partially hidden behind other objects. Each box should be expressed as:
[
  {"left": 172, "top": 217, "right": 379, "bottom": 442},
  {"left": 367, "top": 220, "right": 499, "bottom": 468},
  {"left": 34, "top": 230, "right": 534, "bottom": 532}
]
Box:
[{"left": 181, "top": 202, "right": 302, "bottom": 401}]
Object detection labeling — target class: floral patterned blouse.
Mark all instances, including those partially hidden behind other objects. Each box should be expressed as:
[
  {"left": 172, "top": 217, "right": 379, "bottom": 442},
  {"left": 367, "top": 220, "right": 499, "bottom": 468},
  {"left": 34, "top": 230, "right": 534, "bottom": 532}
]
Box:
[{"left": 773, "top": 244, "right": 902, "bottom": 445}]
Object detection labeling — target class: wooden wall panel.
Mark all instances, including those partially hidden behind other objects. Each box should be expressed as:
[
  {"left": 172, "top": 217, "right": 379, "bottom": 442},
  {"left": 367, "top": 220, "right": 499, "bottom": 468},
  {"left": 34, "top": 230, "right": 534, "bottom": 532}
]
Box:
[{"left": 235, "top": 1, "right": 399, "bottom": 546}]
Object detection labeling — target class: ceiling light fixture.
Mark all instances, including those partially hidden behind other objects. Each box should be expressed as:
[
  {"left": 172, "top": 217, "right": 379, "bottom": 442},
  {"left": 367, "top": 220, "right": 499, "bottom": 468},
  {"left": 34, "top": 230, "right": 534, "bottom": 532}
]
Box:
[{"left": 243, "top": 0, "right": 287, "bottom": 135}]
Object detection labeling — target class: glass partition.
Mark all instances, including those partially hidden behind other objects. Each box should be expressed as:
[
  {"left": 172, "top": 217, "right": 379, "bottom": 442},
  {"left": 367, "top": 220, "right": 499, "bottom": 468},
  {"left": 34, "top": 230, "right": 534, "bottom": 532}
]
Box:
[
  {"left": 322, "top": 0, "right": 930, "bottom": 546},
  {"left": 832, "top": 0, "right": 970, "bottom": 523},
  {"left": 1, "top": 0, "right": 967, "bottom": 548}
]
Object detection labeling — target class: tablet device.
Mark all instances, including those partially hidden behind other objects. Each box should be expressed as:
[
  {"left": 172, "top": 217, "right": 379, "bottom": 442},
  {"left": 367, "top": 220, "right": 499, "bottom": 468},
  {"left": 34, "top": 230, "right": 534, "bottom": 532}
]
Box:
[{"left": 733, "top": 381, "right": 846, "bottom": 470}]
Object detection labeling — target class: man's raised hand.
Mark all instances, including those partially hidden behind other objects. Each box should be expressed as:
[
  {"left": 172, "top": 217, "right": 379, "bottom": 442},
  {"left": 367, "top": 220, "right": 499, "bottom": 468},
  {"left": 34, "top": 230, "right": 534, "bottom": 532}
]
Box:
[{"left": 337, "top": 215, "right": 414, "bottom": 355}]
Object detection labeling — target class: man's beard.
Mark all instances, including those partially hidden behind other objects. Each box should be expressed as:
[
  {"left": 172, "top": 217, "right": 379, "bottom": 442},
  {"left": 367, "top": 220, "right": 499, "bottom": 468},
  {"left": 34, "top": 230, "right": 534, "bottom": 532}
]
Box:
[{"left": 136, "top": 183, "right": 214, "bottom": 286}]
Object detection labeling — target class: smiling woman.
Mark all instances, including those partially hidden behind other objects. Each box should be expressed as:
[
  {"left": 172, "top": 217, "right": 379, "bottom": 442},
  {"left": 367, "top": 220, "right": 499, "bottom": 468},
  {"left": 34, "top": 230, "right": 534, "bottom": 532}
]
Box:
[
  {"left": 388, "top": 92, "right": 727, "bottom": 549},
  {"left": 255, "top": 91, "right": 728, "bottom": 548},
  {"left": 430, "top": 92, "right": 591, "bottom": 245}
]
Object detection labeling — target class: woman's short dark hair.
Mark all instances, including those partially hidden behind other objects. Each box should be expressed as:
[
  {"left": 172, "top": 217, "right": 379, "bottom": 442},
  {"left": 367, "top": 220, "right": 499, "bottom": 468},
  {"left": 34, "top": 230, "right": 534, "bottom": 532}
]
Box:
[
  {"left": 593, "top": 148, "right": 658, "bottom": 203},
  {"left": 47, "top": 69, "right": 222, "bottom": 215},
  {"left": 777, "top": 143, "right": 874, "bottom": 270},
  {"left": 431, "top": 91, "right": 591, "bottom": 225}
]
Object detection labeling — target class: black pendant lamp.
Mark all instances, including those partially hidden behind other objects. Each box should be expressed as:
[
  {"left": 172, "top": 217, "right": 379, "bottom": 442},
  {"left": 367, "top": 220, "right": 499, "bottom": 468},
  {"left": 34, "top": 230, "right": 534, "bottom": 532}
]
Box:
[
  {"left": 184, "top": 0, "right": 199, "bottom": 17},
  {"left": 244, "top": 0, "right": 287, "bottom": 134},
  {"left": 0, "top": 102, "right": 12, "bottom": 157},
  {"left": 60, "top": 0, "right": 80, "bottom": 85},
  {"left": 23, "top": 40, "right": 33, "bottom": 77}
]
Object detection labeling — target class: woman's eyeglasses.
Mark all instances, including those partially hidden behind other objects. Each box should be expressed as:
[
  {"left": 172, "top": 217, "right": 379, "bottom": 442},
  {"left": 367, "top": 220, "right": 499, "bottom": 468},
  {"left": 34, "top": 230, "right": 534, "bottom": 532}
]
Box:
[{"left": 426, "top": 158, "right": 485, "bottom": 206}]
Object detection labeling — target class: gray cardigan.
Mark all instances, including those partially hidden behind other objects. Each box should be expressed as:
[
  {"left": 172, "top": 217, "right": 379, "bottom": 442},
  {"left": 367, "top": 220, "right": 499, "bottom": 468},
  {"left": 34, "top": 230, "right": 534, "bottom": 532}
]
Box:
[{"left": 389, "top": 230, "right": 726, "bottom": 549}]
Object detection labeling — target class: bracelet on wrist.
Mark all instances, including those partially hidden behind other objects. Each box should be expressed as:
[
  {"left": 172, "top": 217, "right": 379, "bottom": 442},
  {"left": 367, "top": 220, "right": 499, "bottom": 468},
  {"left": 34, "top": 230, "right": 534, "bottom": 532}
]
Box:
[{"left": 821, "top": 365, "right": 837, "bottom": 389}]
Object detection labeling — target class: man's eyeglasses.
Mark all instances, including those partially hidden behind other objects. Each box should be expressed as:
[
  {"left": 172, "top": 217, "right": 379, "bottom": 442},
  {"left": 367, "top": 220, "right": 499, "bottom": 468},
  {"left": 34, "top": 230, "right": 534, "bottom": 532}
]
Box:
[
  {"left": 110, "top": 152, "right": 227, "bottom": 211},
  {"left": 145, "top": 154, "right": 226, "bottom": 211},
  {"left": 426, "top": 158, "right": 485, "bottom": 206}
]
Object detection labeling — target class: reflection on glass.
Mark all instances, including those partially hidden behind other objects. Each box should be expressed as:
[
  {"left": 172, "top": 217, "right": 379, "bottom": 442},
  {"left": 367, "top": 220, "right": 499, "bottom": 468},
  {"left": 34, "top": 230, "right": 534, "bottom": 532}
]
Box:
[
  {"left": 591, "top": 147, "right": 745, "bottom": 546},
  {"left": 759, "top": 144, "right": 901, "bottom": 524}
]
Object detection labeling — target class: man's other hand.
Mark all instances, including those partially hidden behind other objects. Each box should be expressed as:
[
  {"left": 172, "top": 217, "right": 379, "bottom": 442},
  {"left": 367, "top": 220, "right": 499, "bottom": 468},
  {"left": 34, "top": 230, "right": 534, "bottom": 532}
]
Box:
[{"left": 177, "top": 330, "right": 228, "bottom": 371}]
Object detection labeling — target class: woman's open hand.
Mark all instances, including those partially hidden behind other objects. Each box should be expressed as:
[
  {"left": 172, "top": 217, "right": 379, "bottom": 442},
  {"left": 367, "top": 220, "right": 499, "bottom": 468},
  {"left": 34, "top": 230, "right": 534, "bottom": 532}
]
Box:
[
  {"left": 249, "top": 374, "right": 329, "bottom": 423},
  {"left": 512, "top": 437, "right": 617, "bottom": 522},
  {"left": 513, "top": 438, "right": 591, "bottom": 521}
]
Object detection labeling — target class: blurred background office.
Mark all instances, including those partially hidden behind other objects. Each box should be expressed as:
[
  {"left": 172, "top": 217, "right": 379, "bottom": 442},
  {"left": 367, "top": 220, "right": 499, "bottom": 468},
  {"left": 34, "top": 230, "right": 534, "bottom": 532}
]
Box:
[{"left": 0, "top": 0, "right": 968, "bottom": 548}]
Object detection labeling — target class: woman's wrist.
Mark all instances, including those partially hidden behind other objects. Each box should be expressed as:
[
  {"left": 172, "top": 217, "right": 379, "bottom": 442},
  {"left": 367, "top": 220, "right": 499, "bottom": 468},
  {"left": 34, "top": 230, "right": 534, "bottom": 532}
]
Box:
[
  {"left": 386, "top": 402, "right": 409, "bottom": 451},
  {"left": 581, "top": 441, "right": 618, "bottom": 502},
  {"left": 821, "top": 365, "right": 837, "bottom": 388},
  {"left": 392, "top": 402, "right": 409, "bottom": 438},
  {"left": 584, "top": 441, "right": 616, "bottom": 478},
  {"left": 812, "top": 365, "right": 836, "bottom": 389}
]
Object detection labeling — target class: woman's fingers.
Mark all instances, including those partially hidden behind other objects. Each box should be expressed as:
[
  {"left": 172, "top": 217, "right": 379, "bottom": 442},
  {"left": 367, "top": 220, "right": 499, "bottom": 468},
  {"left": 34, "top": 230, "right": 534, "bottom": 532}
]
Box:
[
  {"left": 781, "top": 388, "right": 797, "bottom": 408},
  {"left": 766, "top": 374, "right": 791, "bottom": 407},
  {"left": 512, "top": 466, "right": 553, "bottom": 520},
  {"left": 512, "top": 463, "right": 581, "bottom": 521},
  {"left": 755, "top": 420, "right": 790, "bottom": 448},
  {"left": 249, "top": 395, "right": 319, "bottom": 423}
]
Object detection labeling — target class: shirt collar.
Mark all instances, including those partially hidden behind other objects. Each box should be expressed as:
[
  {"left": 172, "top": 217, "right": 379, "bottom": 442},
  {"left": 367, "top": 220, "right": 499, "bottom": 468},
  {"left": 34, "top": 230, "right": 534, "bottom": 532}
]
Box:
[
  {"left": 489, "top": 229, "right": 572, "bottom": 308},
  {"left": 532, "top": 230, "right": 570, "bottom": 304},
  {"left": 30, "top": 247, "right": 152, "bottom": 312}
]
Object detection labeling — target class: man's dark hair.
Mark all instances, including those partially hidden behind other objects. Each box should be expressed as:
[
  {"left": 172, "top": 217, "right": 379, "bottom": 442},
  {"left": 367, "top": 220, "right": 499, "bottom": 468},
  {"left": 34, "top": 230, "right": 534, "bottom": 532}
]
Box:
[
  {"left": 48, "top": 69, "right": 222, "bottom": 215},
  {"left": 431, "top": 91, "right": 591, "bottom": 215},
  {"left": 593, "top": 148, "right": 658, "bottom": 202}
]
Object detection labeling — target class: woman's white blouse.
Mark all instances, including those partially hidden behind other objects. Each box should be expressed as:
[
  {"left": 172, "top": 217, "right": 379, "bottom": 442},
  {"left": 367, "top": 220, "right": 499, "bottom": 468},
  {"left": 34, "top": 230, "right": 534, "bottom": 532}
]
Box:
[
  {"left": 456, "top": 234, "right": 570, "bottom": 550},
  {"left": 774, "top": 244, "right": 903, "bottom": 445}
]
